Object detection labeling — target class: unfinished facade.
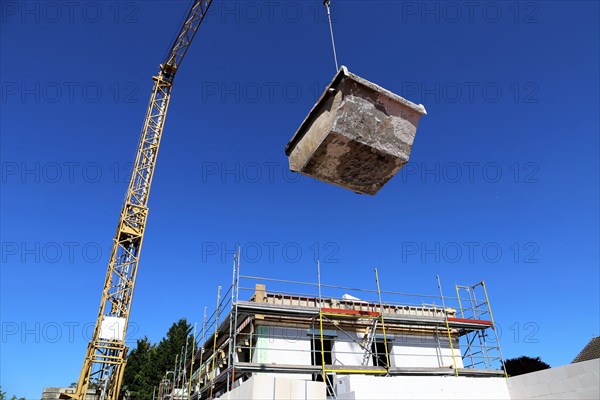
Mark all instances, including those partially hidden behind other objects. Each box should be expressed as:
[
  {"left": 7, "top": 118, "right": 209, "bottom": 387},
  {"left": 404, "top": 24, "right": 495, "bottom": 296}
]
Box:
[{"left": 158, "top": 263, "right": 506, "bottom": 400}]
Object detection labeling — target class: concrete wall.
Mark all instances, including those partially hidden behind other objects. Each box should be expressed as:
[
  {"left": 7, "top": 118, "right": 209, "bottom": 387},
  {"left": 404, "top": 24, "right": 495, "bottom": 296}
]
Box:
[
  {"left": 334, "top": 334, "right": 365, "bottom": 366},
  {"left": 253, "top": 325, "right": 463, "bottom": 371},
  {"left": 219, "top": 359, "right": 599, "bottom": 399},
  {"left": 507, "top": 359, "right": 599, "bottom": 399},
  {"left": 334, "top": 332, "right": 462, "bottom": 368},
  {"left": 390, "top": 334, "right": 464, "bottom": 368},
  {"left": 217, "top": 376, "right": 326, "bottom": 400},
  {"left": 252, "top": 325, "right": 312, "bottom": 380},
  {"left": 335, "top": 375, "right": 511, "bottom": 399},
  {"left": 41, "top": 388, "right": 96, "bottom": 400}
]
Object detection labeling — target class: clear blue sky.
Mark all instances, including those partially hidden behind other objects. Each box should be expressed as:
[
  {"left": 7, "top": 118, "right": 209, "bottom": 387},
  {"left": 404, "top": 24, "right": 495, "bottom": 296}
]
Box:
[{"left": 1, "top": 0, "right": 598, "bottom": 397}]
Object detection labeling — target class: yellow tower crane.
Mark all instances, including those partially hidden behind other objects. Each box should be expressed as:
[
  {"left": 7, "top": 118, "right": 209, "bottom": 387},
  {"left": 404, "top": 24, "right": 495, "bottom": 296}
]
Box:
[{"left": 62, "top": 1, "right": 214, "bottom": 399}]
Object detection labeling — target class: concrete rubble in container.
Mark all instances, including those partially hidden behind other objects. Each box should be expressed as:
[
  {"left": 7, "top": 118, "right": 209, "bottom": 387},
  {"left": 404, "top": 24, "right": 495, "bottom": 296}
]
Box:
[{"left": 285, "top": 66, "right": 427, "bottom": 195}]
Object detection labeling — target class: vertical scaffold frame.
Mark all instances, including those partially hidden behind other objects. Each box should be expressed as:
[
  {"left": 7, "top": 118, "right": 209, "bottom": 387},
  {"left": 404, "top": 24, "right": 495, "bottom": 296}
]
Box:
[
  {"left": 456, "top": 280, "right": 508, "bottom": 378},
  {"left": 317, "top": 266, "right": 391, "bottom": 378}
]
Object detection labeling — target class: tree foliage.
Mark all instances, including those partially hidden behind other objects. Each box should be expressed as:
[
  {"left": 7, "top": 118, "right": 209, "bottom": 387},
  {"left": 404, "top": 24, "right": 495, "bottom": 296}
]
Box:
[
  {"left": 0, "top": 388, "right": 24, "bottom": 400},
  {"left": 122, "top": 337, "right": 155, "bottom": 398},
  {"left": 504, "top": 356, "right": 550, "bottom": 376},
  {"left": 122, "top": 319, "right": 196, "bottom": 400}
]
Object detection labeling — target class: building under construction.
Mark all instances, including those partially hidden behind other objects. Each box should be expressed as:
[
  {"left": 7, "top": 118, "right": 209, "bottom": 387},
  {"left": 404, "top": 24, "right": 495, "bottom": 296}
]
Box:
[{"left": 156, "top": 260, "right": 510, "bottom": 399}]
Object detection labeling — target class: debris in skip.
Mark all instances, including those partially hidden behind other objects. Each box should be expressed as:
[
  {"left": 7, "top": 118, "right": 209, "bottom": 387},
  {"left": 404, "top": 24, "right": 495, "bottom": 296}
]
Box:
[{"left": 286, "top": 66, "right": 427, "bottom": 195}]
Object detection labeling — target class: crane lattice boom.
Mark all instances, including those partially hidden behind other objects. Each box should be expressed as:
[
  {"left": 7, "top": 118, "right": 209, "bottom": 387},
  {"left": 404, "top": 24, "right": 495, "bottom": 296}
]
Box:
[{"left": 64, "top": 1, "right": 214, "bottom": 399}]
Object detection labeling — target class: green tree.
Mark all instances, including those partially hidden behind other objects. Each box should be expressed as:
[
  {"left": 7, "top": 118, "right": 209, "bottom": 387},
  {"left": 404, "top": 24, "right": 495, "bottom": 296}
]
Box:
[
  {"left": 122, "top": 336, "right": 156, "bottom": 399},
  {"left": 154, "top": 318, "right": 196, "bottom": 377},
  {"left": 0, "top": 388, "right": 24, "bottom": 400},
  {"left": 504, "top": 356, "right": 550, "bottom": 376},
  {"left": 122, "top": 319, "right": 196, "bottom": 400}
]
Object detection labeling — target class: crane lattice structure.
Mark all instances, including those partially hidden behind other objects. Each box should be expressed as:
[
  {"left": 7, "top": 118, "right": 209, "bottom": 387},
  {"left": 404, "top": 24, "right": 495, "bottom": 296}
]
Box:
[{"left": 63, "top": 2, "right": 215, "bottom": 399}]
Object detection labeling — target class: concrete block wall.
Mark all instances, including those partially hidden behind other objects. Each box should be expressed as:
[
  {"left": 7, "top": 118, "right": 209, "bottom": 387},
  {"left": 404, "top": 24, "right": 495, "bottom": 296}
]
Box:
[
  {"left": 390, "top": 334, "right": 464, "bottom": 368},
  {"left": 335, "top": 375, "right": 511, "bottom": 399},
  {"left": 217, "top": 376, "right": 326, "bottom": 400},
  {"left": 252, "top": 325, "right": 464, "bottom": 371},
  {"left": 252, "top": 325, "right": 313, "bottom": 380},
  {"left": 334, "top": 334, "right": 366, "bottom": 366},
  {"left": 219, "top": 358, "right": 598, "bottom": 399},
  {"left": 507, "top": 359, "right": 599, "bottom": 399},
  {"left": 41, "top": 388, "right": 97, "bottom": 400}
]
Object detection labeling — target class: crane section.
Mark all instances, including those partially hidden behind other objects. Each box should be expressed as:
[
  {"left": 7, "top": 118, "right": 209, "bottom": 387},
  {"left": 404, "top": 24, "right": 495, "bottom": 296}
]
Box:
[{"left": 65, "top": 1, "right": 215, "bottom": 399}]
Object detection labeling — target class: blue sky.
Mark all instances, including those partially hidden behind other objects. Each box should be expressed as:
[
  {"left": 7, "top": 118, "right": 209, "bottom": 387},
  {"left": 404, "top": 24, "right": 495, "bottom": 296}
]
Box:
[{"left": 1, "top": 0, "right": 599, "bottom": 397}]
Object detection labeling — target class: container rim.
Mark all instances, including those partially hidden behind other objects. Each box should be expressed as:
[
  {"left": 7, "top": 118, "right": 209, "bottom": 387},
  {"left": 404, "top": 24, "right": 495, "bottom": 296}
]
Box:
[{"left": 285, "top": 66, "right": 427, "bottom": 156}]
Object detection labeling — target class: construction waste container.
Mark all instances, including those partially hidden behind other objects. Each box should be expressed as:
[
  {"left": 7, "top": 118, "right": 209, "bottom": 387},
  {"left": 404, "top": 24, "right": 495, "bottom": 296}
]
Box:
[{"left": 285, "top": 66, "right": 427, "bottom": 195}]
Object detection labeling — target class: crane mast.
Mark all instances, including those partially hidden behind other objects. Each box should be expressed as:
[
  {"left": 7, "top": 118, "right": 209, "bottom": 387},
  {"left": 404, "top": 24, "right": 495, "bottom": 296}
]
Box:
[{"left": 66, "top": 1, "right": 214, "bottom": 399}]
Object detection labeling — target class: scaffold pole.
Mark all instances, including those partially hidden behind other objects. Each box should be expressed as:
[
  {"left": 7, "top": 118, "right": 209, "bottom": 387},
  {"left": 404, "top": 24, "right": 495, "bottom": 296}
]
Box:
[
  {"left": 437, "top": 275, "right": 459, "bottom": 377},
  {"left": 374, "top": 268, "right": 390, "bottom": 372}
]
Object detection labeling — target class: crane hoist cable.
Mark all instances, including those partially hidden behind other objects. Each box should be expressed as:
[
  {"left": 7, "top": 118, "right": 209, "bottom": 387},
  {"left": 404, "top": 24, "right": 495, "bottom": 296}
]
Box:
[{"left": 324, "top": 0, "right": 339, "bottom": 71}]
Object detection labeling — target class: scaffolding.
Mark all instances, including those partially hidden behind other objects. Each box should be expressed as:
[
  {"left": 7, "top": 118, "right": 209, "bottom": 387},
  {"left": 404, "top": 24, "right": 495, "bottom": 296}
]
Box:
[
  {"left": 157, "top": 260, "right": 507, "bottom": 400},
  {"left": 455, "top": 282, "right": 507, "bottom": 375}
]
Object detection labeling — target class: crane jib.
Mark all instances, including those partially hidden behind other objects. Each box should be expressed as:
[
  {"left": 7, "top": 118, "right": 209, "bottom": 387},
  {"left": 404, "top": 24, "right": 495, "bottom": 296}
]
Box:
[{"left": 163, "top": 0, "right": 214, "bottom": 76}]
